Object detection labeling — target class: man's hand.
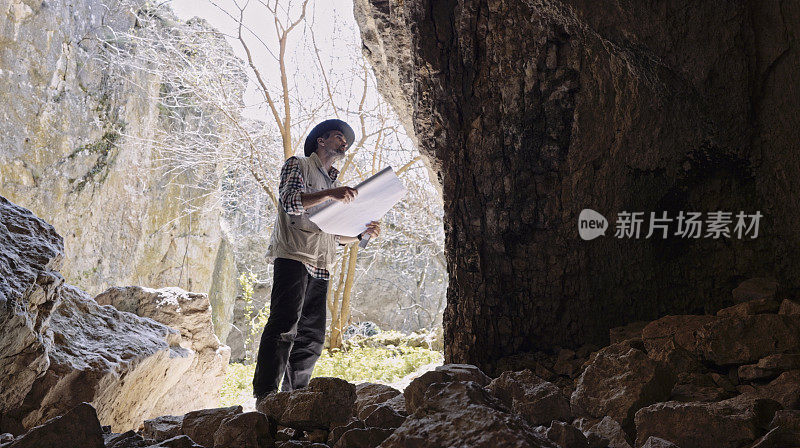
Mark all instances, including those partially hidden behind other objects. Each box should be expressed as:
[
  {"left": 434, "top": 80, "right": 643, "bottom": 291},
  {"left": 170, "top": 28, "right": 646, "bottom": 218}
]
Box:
[
  {"left": 363, "top": 221, "right": 381, "bottom": 238},
  {"left": 328, "top": 186, "right": 358, "bottom": 204},
  {"left": 301, "top": 186, "right": 357, "bottom": 209}
]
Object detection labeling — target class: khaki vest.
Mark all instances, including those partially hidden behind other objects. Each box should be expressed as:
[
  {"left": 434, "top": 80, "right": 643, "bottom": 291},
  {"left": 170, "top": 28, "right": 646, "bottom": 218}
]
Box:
[{"left": 266, "top": 152, "right": 340, "bottom": 269}]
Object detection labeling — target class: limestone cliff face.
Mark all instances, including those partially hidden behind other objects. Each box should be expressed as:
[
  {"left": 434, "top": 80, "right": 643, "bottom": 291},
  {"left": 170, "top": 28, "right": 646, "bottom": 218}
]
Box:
[
  {"left": 0, "top": 0, "right": 237, "bottom": 341},
  {"left": 355, "top": 0, "right": 800, "bottom": 374}
]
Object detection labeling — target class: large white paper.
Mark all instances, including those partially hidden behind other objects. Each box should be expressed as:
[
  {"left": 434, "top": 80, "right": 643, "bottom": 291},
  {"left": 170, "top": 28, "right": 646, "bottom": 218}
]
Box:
[{"left": 308, "top": 166, "right": 407, "bottom": 237}]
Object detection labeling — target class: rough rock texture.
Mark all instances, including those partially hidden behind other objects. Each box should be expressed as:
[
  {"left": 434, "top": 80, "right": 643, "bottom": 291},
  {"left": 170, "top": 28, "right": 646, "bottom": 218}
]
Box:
[
  {"left": 213, "top": 411, "right": 275, "bottom": 448},
  {"left": 381, "top": 381, "right": 557, "bottom": 448},
  {"left": 181, "top": 405, "right": 243, "bottom": 448},
  {"left": 0, "top": 0, "right": 238, "bottom": 343},
  {"left": 261, "top": 378, "right": 357, "bottom": 431},
  {"left": 354, "top": 383, "right": 401, "bottom": 420},
  {"left": 571, "top": 343, "right": 675, "bottom": 429},
  {"left": 403, "top": 363, "right": 491, "bottom": 413},
  {"left": 634, "top": 397, "right": 781, "bottom": 448},
  {"left": 355, "top": 0, "right": 800, "bottom": 374},
  {"left": 4, "top": 284, "right": 193, "bottom": 434},
  {"left": 94, "top": 286, "right": 230, "bottom": 415},
  {"left": 0, "top": 196, "right": 64, "bottom": 415},
  {"left": 487, "top": 369, "right": 572, "bottom": 426},
  {"left": 0, "top": 197, "right": 227, "bottom": 435},
  {"left": 141, "top": 415, "right": 184, "bottom": 443},
  {"left": 5, "top": 402, "right": 103, "bottom": 448}
]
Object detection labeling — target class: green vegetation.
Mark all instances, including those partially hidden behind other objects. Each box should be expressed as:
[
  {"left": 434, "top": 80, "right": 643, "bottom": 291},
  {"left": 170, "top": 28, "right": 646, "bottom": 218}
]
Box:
[{"left": 219, "top": 341, "right": 443, "bottom": 407}]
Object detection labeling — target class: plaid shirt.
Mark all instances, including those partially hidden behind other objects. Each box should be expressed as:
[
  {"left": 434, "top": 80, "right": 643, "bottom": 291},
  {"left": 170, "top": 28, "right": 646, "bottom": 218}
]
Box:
[{"left": 278, "top": 156, "right": 341, "bottom": 280}]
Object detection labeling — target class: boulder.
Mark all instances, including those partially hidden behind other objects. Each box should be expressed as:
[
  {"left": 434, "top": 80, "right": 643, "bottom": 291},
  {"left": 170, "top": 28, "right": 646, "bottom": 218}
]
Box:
[
  {"left": 695, "top": 315, "right": 800, "bottom": 365},
  {"left": 573, "top": 416, "right": 631, "bottom": 448},
  {"left": 634, "top": 397, "right": 781, "bottom": 448},
  {"left": 5, "top": 284, "right": 196, "bottom": 433},
  {"left": 327, "top": 419, "right": 364, "bottom": 447},
  {"left": 641, "top": 315, "right": 718, "bottom": 374},
  {"left": 213, "top": 411, "right": 275, "bottom": 448},
  {"left": 94, "top": 286, "right": 230, "bottom": 415},
  {"left": 716, "top": 298, "right": 780, "bottom": 318},
  {"left": 0, "top": 196, "right": 64, "bottom": 417},
  {"left": 640, "top": 437, "right": 680, "bottom": 448},
  {"left": 273, "top": 377, "right": 356, "bottom": 431},
  {"left": 779, "top": 299, "right": 800, "bottom": 316},
  {"left": 486, "top": 369, "right": 571, "bottom": 425},
  {"left": 403, "top": 364, "right": 491, "bottom": 413},
  {"left": 571, "top": 343, "right": 674, "bottom": 430},
  {"left": 609, "top": 321, "right": 648, "bottom": 344},
  {"left": 361, "top": 404, "right": 405, "bottom": 430},
  {"left": 103, "top": 430, "right": 151, "bottom": 448},
  {"left": 141, "top": 415, "right": 184, "bottom": 443},
  {"left": 748, "top": 426, "right": 800, "bottom": 448},
  {"left": 769, "top": 410, "right": 800, "bottom": 431},
  {"left": 331, "top": 427, "right": 395, "bottom": 448},
  {"left": 6, "top": 403, "right": 103, "bottom": 448},
  {"left": 669, "top": 373, "right": 733, "bottom": 403},
  {"left": 732, "top": 278, "right": 779, "bottom": 303},
  {"left": 737, "top": 370, "right": 800, "bottom": 409},
  {"left": 739, "top": 354, "right": 800, "bottom": 382},
  {"left": 381, "top": 381, "right": 557, "bottom": 448},
  {"left": 353, "top": 383, "right": 400, "bottom": 420},
  {"left": 151, "top": 435, "right": 204, "bottom": 447},
  {"left": 181, "top": 405, "right": 243, "bottom": 448},
  {"left": 544, "top": 421, "right": 589, "bottom": 448}
]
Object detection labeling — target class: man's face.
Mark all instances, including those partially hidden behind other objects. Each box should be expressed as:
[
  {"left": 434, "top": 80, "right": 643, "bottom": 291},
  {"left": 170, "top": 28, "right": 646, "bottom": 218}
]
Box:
[{"left": 318, "top": 130, "right": 348, "bottom": 160}]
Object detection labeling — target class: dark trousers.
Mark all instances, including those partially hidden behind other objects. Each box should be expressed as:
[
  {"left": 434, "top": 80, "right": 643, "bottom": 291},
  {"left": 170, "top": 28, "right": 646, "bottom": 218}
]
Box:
[{"left": 253, "top": 257, "right": 328, "bottom": 396}]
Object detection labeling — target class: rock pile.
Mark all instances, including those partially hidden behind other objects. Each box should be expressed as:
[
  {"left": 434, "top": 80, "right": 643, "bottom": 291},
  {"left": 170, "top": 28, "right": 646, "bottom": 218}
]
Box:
[{"left": 5, "top": 285, "right": 800, "bottom": 447}]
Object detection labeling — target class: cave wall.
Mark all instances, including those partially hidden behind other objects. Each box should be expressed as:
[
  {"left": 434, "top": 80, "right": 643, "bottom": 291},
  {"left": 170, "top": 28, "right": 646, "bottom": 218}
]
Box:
[
  {"left": 355, "top": 0, "right": 800, "bottom": 374},
  {"left": 0, "top": 0, "right": 238, "bottom": 341}
]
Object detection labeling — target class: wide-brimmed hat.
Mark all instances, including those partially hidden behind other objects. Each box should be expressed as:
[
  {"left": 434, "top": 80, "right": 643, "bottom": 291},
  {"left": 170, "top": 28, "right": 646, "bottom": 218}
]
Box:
[{"left": 303, "top": 119, "right": 355, "bottom": 157}]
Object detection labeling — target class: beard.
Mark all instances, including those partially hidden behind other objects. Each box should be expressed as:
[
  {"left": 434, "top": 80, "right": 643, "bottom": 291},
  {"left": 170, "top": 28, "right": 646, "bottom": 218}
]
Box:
[{"left": 328, "top": 145, "right": 347, "bottom": 160}]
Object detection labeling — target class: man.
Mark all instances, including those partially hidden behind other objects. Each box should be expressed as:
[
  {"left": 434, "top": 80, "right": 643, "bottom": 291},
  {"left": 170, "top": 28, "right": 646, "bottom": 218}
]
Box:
[{"left": 253, "top": 119, "right": 380, "bottom": 402}]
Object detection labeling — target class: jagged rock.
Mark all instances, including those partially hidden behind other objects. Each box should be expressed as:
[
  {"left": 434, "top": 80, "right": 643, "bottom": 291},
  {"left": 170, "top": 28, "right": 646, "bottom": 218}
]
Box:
[
  {"left": 151, "top": 435, "right": 203, "bottom": 448},
  {"left": 641, "top": 315, "right": 717, "bottom": 374},
  {"left": 779, "top": 299, "right": 800, "bottom": 316},
  {"left": 382, "top": 394, "right": 407, "bottom": 416},
  {"left": 749, "top": 426, "right": 800, "bottom": 448},
  {"left": 6, "top": 403, "right": 103, "bottom": 448},
  {"left": 141, "top": 415, "right": 184, "bottom": 443},
  {"left": 181, "top": 406, "right": 242, "bottom": 448},
  {"left": 717, "top": 298, "right": 781, "bottom": 318},
  {"left": 573, "top": 416, "right": 631, "bottom": 448},
  {"left": 640, "top": 437, "right": 680, "bottom": 448},
  {"left": 103, "top": 430, "right": 151, "bottom": 448},
  {"left": 634, "top": 397, "right": 781, "bottom": 448},
  {"left": 486, "top": 369, "right": 571, "bottom": 426},
  {"left": 256, "top": 391, "right": 290, "bottom": 421},
  {"left": 273, "top": 377, "right": 356, "bottom": 431},
  {"left": 403, "top": 364, "right": 491, "bottom": 413},
  {"left": 5, "top": 284, "right": 198, "bottom": 433},
  {"left": 571, "top": 343, "right": 674, "bottom": 430},
  {"left": 737, "top": 370, "right": 800, "bottom": 409},
  {"left": 769, "top": 410, "right": 800, "bottom": 431},
  {"left": 353, "top": 383, "right": 400, "bottom": 420},
  {"left": 331, "top": 427, "right": 395, "bottom": 448},
  {"left": 94, "top": 286, "right": 230, "bottom": 415},
  {"left": 544, "top": 421, "right": 589, "bottom": 448},
  {"left": 669, "top": 373, "right": 732, "bottom": 402},
  {"left": 381, "top": 381, "right": 557, "bottom": 448},
  {"left": 609, "top": 321, "right": 648, "bottom": 344},
  {"left": 494, "top": 353, "right": 557, "bottom": 381},
  {"left": 0, "top": 196, "right": 64, "bottom": 416},
  {"left": 304, "top": 429, "right": 327, "bottom": 444},
  {"left": 695, "top": 315, "right": 800, "bottom": 365},
  {"left": 213, "top": 411, "right": 275, "bottom": 448},
  {"left": 739, "top": 354, "right": 800, "bottom": 382},
  {"left": 327, "top": 419, "right": 364, "bottom": 447},
  {"left": 732, "top": 278, "right": 779, "bottom": 304},
  {"left": 361, "top": 404, "right": 405, "bottom": 430}
]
